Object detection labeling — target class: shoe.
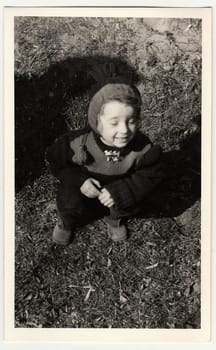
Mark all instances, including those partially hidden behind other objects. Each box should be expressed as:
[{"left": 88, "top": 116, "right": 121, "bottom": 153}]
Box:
[
  {"left": 52, "top": 223, "right": 73, "bottom": 246},
  {"left": 104, "top": 217, "right": 127, "bottom": 242}
]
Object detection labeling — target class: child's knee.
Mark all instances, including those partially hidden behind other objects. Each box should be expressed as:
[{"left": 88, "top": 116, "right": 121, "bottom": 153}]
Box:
[{"left": 56, "top": 185, "right": 84, "bottom": 213}]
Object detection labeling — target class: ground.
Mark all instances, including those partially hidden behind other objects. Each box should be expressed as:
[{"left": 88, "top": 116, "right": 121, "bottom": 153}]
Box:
[{"left": 15, "top": 17, "right": 201, "bottom": 328}]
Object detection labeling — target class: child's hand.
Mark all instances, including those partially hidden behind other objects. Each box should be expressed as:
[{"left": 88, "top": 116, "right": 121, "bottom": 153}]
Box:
[
  {"left": 98, "top": 188, "right": 115, "bottom": 208},
  {"left": 80, "top": 178, "right": 102, "bottom": 198}
]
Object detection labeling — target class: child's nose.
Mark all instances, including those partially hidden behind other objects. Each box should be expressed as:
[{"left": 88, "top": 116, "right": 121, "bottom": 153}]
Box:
[{"left": 119, "top": 123, "right": 128, "bottom": 133}]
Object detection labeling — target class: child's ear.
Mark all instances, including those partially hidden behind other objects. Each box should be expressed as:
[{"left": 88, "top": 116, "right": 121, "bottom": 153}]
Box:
[
  {"left": 97, "top": 113, "right": 100, "bottom": 122},
  {"left": 96, "top": 113, "right": 102, "bottom": 127}
]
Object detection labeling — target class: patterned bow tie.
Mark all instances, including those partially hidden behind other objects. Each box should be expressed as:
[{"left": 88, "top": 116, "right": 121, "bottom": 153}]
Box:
[{"left": 104, "top": 150, "right": 122, "bottom": 162}]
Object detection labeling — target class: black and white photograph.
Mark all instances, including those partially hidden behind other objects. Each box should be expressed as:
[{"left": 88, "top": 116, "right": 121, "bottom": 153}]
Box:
[{"left": 3, "top": 6, "right": 212, "bottom": 343}]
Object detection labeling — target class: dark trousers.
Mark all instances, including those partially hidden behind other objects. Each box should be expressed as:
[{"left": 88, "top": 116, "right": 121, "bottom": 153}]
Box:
[{"left": 56, "top": 169, "right": 141, "bottom": 230}]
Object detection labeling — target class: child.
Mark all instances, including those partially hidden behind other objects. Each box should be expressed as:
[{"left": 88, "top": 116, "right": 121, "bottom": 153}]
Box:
[{"left": 46, "top": 82, "right": 163, "bottom": 245}]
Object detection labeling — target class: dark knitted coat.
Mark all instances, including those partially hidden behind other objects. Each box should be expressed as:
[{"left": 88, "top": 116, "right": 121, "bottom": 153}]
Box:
[{"left": 46, "top": 128, "right": 164, "bottom": 211}]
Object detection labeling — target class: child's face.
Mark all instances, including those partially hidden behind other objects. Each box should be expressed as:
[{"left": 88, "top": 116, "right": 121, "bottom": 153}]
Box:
[{"left": 97, "top": 100, "right": 138, "bottom": 148}]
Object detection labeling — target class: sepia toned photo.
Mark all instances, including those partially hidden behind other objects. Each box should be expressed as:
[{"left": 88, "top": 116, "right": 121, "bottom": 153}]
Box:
[{"left": 3, "top": 6, "right": 212, "bottom": 343}]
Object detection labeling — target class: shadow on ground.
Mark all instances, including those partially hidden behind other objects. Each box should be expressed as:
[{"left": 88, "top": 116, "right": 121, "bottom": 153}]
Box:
[
  {"left": 15, "top": 55, "right": 201, "bottom": 219},
  {"left": 146, "top": 128, "right": 201, "bottom": 218}
]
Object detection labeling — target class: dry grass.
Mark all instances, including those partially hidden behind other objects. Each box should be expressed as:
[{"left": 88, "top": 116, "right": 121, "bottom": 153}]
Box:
[{"left": 15, "top": 17, "right": 201, "bottom": 328}]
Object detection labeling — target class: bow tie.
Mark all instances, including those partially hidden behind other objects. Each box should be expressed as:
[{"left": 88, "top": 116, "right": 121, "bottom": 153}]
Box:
[{"left": 104, "top": 150, "right": 122, "bottom": 162}]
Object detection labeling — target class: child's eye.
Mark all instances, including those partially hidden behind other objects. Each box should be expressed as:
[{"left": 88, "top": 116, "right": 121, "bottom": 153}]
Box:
[{"left": 110, "top": 122, "right": 118, "bottom": 126}]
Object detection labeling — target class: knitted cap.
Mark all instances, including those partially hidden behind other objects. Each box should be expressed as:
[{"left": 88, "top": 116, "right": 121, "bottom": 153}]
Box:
[{"left": 88, "top": 83, "right": 142, "bottom": 133}]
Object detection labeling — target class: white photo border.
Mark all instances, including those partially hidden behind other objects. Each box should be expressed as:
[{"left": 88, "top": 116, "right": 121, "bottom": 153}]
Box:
[{"left": 1, "top": 1, "right": 215, "bottom": 349}]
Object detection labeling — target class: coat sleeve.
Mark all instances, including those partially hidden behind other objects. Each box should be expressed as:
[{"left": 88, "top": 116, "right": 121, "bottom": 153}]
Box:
[
  {"left": 45, "top": 133, "right": 89, "bottom": 187},
  {"left": 105, "top": 145, "right": 164, "bottom": 210}
]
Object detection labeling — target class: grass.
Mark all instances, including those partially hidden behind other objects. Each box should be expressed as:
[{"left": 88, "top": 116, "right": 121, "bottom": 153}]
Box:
[{"left": 15, "top": 17, "right": 201, "bottom": 328}]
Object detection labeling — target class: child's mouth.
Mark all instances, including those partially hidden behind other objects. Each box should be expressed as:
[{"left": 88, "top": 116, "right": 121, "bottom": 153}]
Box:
[{"left": 116, "top": 137, "right": 129, "bottom": 142}]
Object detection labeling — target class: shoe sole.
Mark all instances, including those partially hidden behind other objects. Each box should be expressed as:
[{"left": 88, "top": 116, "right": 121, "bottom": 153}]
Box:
[{"left": 52, "top": 236, "right": 71, "bottom": 246}]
